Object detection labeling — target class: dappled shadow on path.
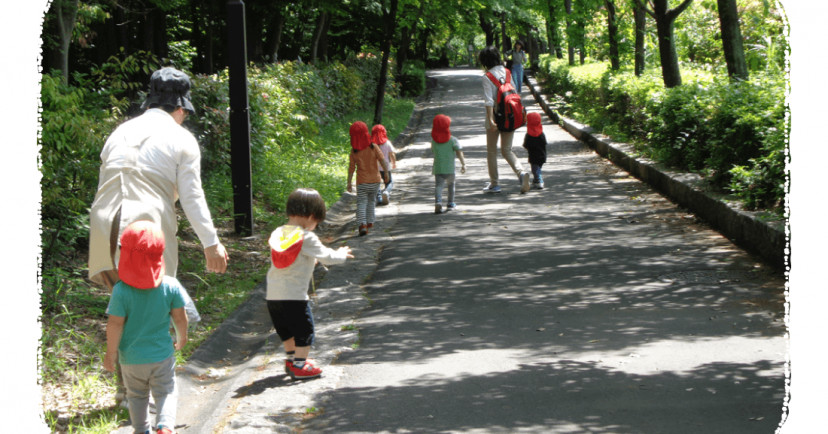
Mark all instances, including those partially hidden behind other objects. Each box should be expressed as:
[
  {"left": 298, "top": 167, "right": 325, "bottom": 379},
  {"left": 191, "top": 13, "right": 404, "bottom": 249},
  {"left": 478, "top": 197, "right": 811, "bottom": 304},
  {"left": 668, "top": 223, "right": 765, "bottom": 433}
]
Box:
[
  {"left": 299, "top": 68, "right": 786, "bottom": 433},
  {"left": 303, "top": 359, "right": 783, "bottom": 433}
]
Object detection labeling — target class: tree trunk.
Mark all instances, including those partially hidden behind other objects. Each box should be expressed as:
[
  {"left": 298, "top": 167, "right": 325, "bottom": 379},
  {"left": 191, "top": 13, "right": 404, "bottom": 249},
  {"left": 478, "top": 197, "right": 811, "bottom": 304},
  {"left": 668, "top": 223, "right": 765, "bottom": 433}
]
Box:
[
  {"left": 546, "top": 0, "right": 563, "bottom": 58},
  {"left": 634, "top": 1, "right": 646, "bottom": 76},
  {"left": 311, "top": 10, "right": 329, "bottom": 64},
  {"left": 479, "top": 11, "right": 495, "bottom": 47},
  {"left": 500, "top": 12, "right": 510, "bottom": 52},
  {"left": 578, "top": 15, "right": 586, "bottom": 65},
  {"left": 565, "top": 0, "right": 575, "bottom": 65},
  {"left": 374, "top": 0, "right": 399, "bottom": 125},
  {"left": 717, "top": 0, "right": 748, "bottom": 80},
  {"left": 50, "top": 0, "right": 79, "bottom": 83},
  {"left": 264, "top": 6, "right": 286, "bottom": 63},
  {"left": 655, "top": 13, "right": 681, "bottom": 87},
  {"left": 319, "top": 11, "right": 330, "bottom": 62},
  {"left": 606, "top": 0, "right": 619, "bottom": 70},
  {"left": 397, "top": 24, "right": 412, "bottom": 73},
  {"left": 646, "top": 0, "right": 694, "bottom": 88}
]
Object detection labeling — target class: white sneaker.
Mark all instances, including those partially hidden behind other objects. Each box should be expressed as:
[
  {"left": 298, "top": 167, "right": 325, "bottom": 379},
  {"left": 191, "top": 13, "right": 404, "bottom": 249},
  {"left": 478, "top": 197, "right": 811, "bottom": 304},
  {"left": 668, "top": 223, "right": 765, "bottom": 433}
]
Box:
[
  {"left": 381, "top": 191, "right": 389, "bottom": 205},
  {"left": 482, "top": 183, "right": 502, "bottom": 193},
  {"left": 520, "top": 172, "right": 531, "bottom": 194}
]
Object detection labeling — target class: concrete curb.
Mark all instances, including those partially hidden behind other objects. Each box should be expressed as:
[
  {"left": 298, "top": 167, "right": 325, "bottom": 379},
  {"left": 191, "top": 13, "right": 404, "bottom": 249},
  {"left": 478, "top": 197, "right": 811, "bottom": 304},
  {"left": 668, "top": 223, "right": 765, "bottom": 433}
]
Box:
[{"left": 525, "top": 72, "right": 788, "bottom": 270}]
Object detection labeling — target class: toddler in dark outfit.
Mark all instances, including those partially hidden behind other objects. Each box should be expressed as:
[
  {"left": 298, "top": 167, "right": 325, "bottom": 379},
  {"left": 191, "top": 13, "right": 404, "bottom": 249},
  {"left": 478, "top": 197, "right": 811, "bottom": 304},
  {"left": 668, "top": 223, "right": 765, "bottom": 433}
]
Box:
[{"left": 522, "top": 112, "right": 548, "bottom": 189}]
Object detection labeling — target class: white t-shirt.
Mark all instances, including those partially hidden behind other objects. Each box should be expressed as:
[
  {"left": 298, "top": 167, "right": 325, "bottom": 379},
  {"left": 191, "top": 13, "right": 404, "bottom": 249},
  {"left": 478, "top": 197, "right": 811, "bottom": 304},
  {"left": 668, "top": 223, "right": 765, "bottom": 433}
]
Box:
[{"left": 482, "top": 65, "right": 517, "bottom": 107}]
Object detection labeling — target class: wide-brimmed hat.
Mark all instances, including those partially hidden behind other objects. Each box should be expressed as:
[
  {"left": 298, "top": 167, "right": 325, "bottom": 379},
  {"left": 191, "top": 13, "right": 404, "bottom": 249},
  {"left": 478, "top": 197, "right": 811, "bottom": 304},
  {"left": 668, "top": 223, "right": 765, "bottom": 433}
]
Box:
[
  {"left": 350, "top": 121, "right": 371, "bottom": 151},
  {"left": 527, "top": 112, "right": 543, "bottom": 137},
  {"left": 140, "top": 67, "right": 196, "bottom": 114},
  {"left": 118, "top": 220, "right": 166, "bottom": 289},
  {"left": 431, "top": 114, "right": 451, "bottom": 143},
  {"left": 371, "top": 124, "right": 388, "bottom": 145}
]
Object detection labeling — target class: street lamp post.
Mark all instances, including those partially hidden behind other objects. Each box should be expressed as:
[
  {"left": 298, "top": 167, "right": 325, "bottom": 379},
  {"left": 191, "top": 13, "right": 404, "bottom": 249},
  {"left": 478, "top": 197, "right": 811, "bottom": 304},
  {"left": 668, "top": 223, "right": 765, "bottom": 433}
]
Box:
[{"left": 227, "top": 0, "right": 253, "bottom": 236}]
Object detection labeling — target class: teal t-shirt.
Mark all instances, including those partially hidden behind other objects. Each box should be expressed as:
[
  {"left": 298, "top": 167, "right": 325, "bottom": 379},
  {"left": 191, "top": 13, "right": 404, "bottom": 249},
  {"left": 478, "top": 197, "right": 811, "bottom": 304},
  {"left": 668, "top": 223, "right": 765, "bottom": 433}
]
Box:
[
  {"left": 431, "top": 136, "right": 461, "bottom": 175},
  {"left": 106, "top": 276, "right": 186, "bottom": 365}
]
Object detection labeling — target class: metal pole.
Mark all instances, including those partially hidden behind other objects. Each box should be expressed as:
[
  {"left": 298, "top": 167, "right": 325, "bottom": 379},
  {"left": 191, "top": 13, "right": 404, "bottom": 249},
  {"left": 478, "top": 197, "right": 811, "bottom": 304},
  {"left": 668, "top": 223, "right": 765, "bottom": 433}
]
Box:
[{"left": 227, "top": 0, "right": 253, "bottom": 236}]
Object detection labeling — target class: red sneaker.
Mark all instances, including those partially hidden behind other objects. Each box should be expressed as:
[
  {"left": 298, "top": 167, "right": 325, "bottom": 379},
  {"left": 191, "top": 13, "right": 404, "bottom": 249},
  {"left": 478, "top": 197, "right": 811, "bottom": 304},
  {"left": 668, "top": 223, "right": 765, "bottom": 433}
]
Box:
[
  {"left": 288, "top": 361, "right": 322, "bottom": 380},
  {"left": 284, "top": 359, "right": 292, "bottom": 375},
  {"left": 157, "top": 427, "right": 173, "bottom": 434}
]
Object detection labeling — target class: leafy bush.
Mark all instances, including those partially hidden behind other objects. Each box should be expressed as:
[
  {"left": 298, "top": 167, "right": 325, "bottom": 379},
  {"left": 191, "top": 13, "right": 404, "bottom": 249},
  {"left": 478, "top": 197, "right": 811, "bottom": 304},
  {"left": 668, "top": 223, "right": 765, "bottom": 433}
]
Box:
[
  {"left": 40, "top": 72, "right": 121, "bottom": 274},
  {"left": 398, "top": 60, "right": 426, "bottom": 97},
  {"left": 536, "top": 54, "right": 788, "bottom": 212}
]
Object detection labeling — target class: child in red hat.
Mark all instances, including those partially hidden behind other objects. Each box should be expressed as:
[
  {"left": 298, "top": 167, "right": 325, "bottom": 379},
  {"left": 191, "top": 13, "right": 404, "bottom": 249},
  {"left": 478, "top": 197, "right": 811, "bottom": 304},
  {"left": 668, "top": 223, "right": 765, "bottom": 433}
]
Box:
[
  {"left": 522, "top": 111, "right": 548, "bottom": 189},
  {"left": 371, "top": 124, "right": 397, "bottom": 206},
  {"left": 267, "top": 188, "right": 354, "bottom": 380},
  {"left": 104, "top": 220, "right": 188, "bottom": 434},
  {"left": 431, "top": 114, "right": 466, "bottom": 214},
  {"left": 347, "top": 121, "right": 390, "bottom": 236}
]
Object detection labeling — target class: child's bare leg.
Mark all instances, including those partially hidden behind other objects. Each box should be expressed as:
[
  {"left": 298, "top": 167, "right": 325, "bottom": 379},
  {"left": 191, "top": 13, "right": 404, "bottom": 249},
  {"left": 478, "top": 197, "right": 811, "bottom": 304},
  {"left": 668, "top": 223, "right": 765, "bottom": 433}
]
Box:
[
  {"left": 294, "top": 346, "right": 310, "bottom": 360},
  {"left": 282, "top": 338, "right": 296, "bottom": 353}
]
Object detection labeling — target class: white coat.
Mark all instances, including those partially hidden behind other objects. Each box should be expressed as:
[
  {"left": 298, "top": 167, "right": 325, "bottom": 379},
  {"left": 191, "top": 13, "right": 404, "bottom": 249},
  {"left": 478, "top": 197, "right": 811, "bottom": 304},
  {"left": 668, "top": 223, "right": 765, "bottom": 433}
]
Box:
[{"left": 88, "top": 109, "right": 219, "bottom": 285}]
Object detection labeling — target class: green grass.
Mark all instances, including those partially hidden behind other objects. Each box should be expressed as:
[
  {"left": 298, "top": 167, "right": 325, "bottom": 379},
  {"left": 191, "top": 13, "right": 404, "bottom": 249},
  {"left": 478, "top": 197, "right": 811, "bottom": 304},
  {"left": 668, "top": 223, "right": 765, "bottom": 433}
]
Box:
[{"left": 40, "top": 94, "right": 414, "bottom": 433}]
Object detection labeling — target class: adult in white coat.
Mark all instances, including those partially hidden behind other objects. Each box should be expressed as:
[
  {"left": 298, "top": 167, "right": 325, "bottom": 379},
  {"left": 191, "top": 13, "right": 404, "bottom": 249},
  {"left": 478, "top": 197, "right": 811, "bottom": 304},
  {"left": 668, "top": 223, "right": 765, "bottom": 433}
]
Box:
[{"left": 88, "top": 67, "right": 228, "bottom": 290}]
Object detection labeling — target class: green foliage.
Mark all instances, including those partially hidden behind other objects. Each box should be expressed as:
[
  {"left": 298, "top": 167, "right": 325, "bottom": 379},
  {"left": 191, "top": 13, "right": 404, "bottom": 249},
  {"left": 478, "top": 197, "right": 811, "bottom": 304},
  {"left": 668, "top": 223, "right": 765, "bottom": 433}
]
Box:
[
  {"left": 40, "top": 50, "right": 415, "bottom": 432},
  {"left": 398, "top": 60, "right": 426, "bottom": 97},
  {"left": 40, "top": 72, "right": 114, "bottom": 271},
  {"left": 536, "top": 54, "right": 788, "bottom": 213}
]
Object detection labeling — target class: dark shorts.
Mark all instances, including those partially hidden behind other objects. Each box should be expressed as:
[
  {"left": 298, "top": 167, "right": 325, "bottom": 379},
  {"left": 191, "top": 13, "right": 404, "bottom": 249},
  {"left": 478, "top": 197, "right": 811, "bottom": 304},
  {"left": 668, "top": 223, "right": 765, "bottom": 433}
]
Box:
[{"left": 266, "top": 300, "right": 315, "bottom": 347}]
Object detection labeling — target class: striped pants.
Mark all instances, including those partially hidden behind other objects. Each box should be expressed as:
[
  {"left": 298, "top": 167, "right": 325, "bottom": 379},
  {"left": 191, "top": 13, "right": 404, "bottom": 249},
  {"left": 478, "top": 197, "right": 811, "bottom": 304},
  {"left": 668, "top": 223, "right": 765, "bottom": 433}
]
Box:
[{"left": 356, "top": 183, "right": 381, "bottom": 225}]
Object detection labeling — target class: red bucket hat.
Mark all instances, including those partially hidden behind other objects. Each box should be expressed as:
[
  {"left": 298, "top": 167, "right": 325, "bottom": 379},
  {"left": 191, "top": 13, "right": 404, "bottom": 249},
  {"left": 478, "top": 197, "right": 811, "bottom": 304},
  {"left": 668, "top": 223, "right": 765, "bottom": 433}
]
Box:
[
  {"left": 371, "top": 124, "right": 388, "bottom": 145},
  {"left": 431, "top": 114, "right": 451, "bottom": 143},
  {"left": 350, "top": 121, "right": 371, "bottom": 151},
  {"left": 527, "top": 112, "right": 543, "bottom": 137},
  {"left": 118, "top": 220, "right": 165, "bottom": 289}
]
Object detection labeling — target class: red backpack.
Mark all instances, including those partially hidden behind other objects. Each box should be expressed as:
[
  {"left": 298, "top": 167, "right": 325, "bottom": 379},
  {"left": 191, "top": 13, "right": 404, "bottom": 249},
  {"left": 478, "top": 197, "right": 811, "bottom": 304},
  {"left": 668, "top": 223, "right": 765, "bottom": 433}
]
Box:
[{"left": 486, "top": 68, "right": 526, "bottom": 132}]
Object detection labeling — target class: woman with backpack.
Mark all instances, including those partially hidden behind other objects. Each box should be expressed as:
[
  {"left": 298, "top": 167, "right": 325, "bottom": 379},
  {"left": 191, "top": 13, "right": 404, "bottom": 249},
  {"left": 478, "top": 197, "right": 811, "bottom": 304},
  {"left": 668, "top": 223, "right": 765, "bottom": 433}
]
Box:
[{"left": 479, "top": 45, "right": 531, "bottom": 194}]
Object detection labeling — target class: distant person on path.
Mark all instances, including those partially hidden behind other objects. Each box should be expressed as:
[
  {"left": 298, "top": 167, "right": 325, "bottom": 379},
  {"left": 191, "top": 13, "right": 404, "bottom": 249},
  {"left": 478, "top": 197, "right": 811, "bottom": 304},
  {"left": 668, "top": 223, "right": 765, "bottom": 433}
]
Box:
[
  {"left": 88, "top": 66, "right": 228, "bottom": 404},
  {"left": 266, "top": 189, "right": 354, "bottom": 380},
  {"left": 479, "top": 45, "right": 531, "bottom": 194},
  {"left": 507, "top": 40, "right": 527, "bottom": 94},
  {"left": 347, "top": 121, "right": 390, "bottom": 236},
  {"left": 103, "top": 221, "right": 188, "bottom": 434},
  {"left": 431, "top": 114, "right": 466, "bottom": 214},
  {"left": 371, "top": 124, "right": 397, "bottom": 206},
  {"left": 522, "top": 112, "right": 548, "bottom": 190}
]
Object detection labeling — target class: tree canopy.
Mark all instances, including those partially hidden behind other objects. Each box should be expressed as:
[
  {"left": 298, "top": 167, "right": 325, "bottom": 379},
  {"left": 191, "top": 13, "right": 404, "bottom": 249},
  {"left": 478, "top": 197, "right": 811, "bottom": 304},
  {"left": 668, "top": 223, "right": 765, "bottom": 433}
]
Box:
[{"left": 43, "top": 0, "right": 786, "bottom": 92}]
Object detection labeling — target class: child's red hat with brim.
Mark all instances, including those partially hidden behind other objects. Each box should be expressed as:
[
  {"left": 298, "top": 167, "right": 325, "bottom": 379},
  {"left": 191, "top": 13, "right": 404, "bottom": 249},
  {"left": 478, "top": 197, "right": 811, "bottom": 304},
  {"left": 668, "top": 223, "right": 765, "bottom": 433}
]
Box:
[
  {"left": 527, "top": 112, "right": 543, "bottom": 137},
  {"left": 371, "top": 124, "right": 388, "bottom": 145},
  {"left": 118, "top": 220, "right": 165, "bottom": 289},
  {"left": 350, "top": 121, "right": 371, "bottom": 151},
  {"left": 431, "top": 114, "right": 451, "bottom": 143}
]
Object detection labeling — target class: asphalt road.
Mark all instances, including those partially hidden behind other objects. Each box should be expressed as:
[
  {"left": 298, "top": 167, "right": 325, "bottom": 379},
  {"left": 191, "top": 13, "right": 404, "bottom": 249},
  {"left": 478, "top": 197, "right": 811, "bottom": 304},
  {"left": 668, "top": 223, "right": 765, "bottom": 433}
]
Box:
[{"left": 127, "top": 68, "right": 786, "bottom": 434}]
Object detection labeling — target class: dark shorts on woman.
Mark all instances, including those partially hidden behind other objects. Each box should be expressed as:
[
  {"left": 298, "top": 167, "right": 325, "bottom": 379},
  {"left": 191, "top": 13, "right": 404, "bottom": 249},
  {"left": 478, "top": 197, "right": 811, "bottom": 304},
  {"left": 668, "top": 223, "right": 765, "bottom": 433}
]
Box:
[{"left": 266, "top": 300, "right": 315, "bottom": 347}]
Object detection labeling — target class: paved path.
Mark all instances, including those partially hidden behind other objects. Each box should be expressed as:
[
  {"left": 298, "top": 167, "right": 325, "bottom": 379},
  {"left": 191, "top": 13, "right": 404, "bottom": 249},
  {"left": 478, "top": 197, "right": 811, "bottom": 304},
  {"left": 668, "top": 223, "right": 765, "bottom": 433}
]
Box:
[
  {"left": 153, "top": 68, "right": 786, "bottom": 434},
  {"left": 299, "top": 69, "right": 787, "bottom": 433}
]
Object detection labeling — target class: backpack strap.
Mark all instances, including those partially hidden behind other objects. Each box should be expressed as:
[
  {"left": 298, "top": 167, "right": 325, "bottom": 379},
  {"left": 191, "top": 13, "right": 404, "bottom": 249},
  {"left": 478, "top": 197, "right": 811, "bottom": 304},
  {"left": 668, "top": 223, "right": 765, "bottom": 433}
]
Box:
[
  {"left": 504, "top": 68, "right": 512, "bottom": 86},
  {"left": 486, "top": 71, "right": 502, "bottom": 87}
]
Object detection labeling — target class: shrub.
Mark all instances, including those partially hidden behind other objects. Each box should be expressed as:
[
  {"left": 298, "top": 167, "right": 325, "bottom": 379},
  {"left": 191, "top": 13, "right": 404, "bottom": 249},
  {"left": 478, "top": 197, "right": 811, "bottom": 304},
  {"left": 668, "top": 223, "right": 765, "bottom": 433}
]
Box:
[
  {"left": 40, "top": 71, "right": 123, "bottom": 272},
  {"left": 398, "top": 60, "right": 426, "bottom": 97},
  {"left": 536, "top": 54, "right": 787, "bottom": 212}
]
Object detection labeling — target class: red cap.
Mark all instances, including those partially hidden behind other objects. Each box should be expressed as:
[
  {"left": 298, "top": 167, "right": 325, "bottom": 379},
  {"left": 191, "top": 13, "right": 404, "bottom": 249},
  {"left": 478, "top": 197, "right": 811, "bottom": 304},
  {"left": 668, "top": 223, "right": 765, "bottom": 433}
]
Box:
[
  {"left": 527, "top": 112, "right": 543, "bottom": 137},
  {"left": 431, "top": 114, "right": 451, "bottom": 143},
  {"left": 371, "top": 124, "right": 388, "bottom": 145},
  {"left": 350, "top": 121, "right": 371, "bottom": 151},
  {"left": 118, "top": 220, "right": 165, "bottom": 289}
]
